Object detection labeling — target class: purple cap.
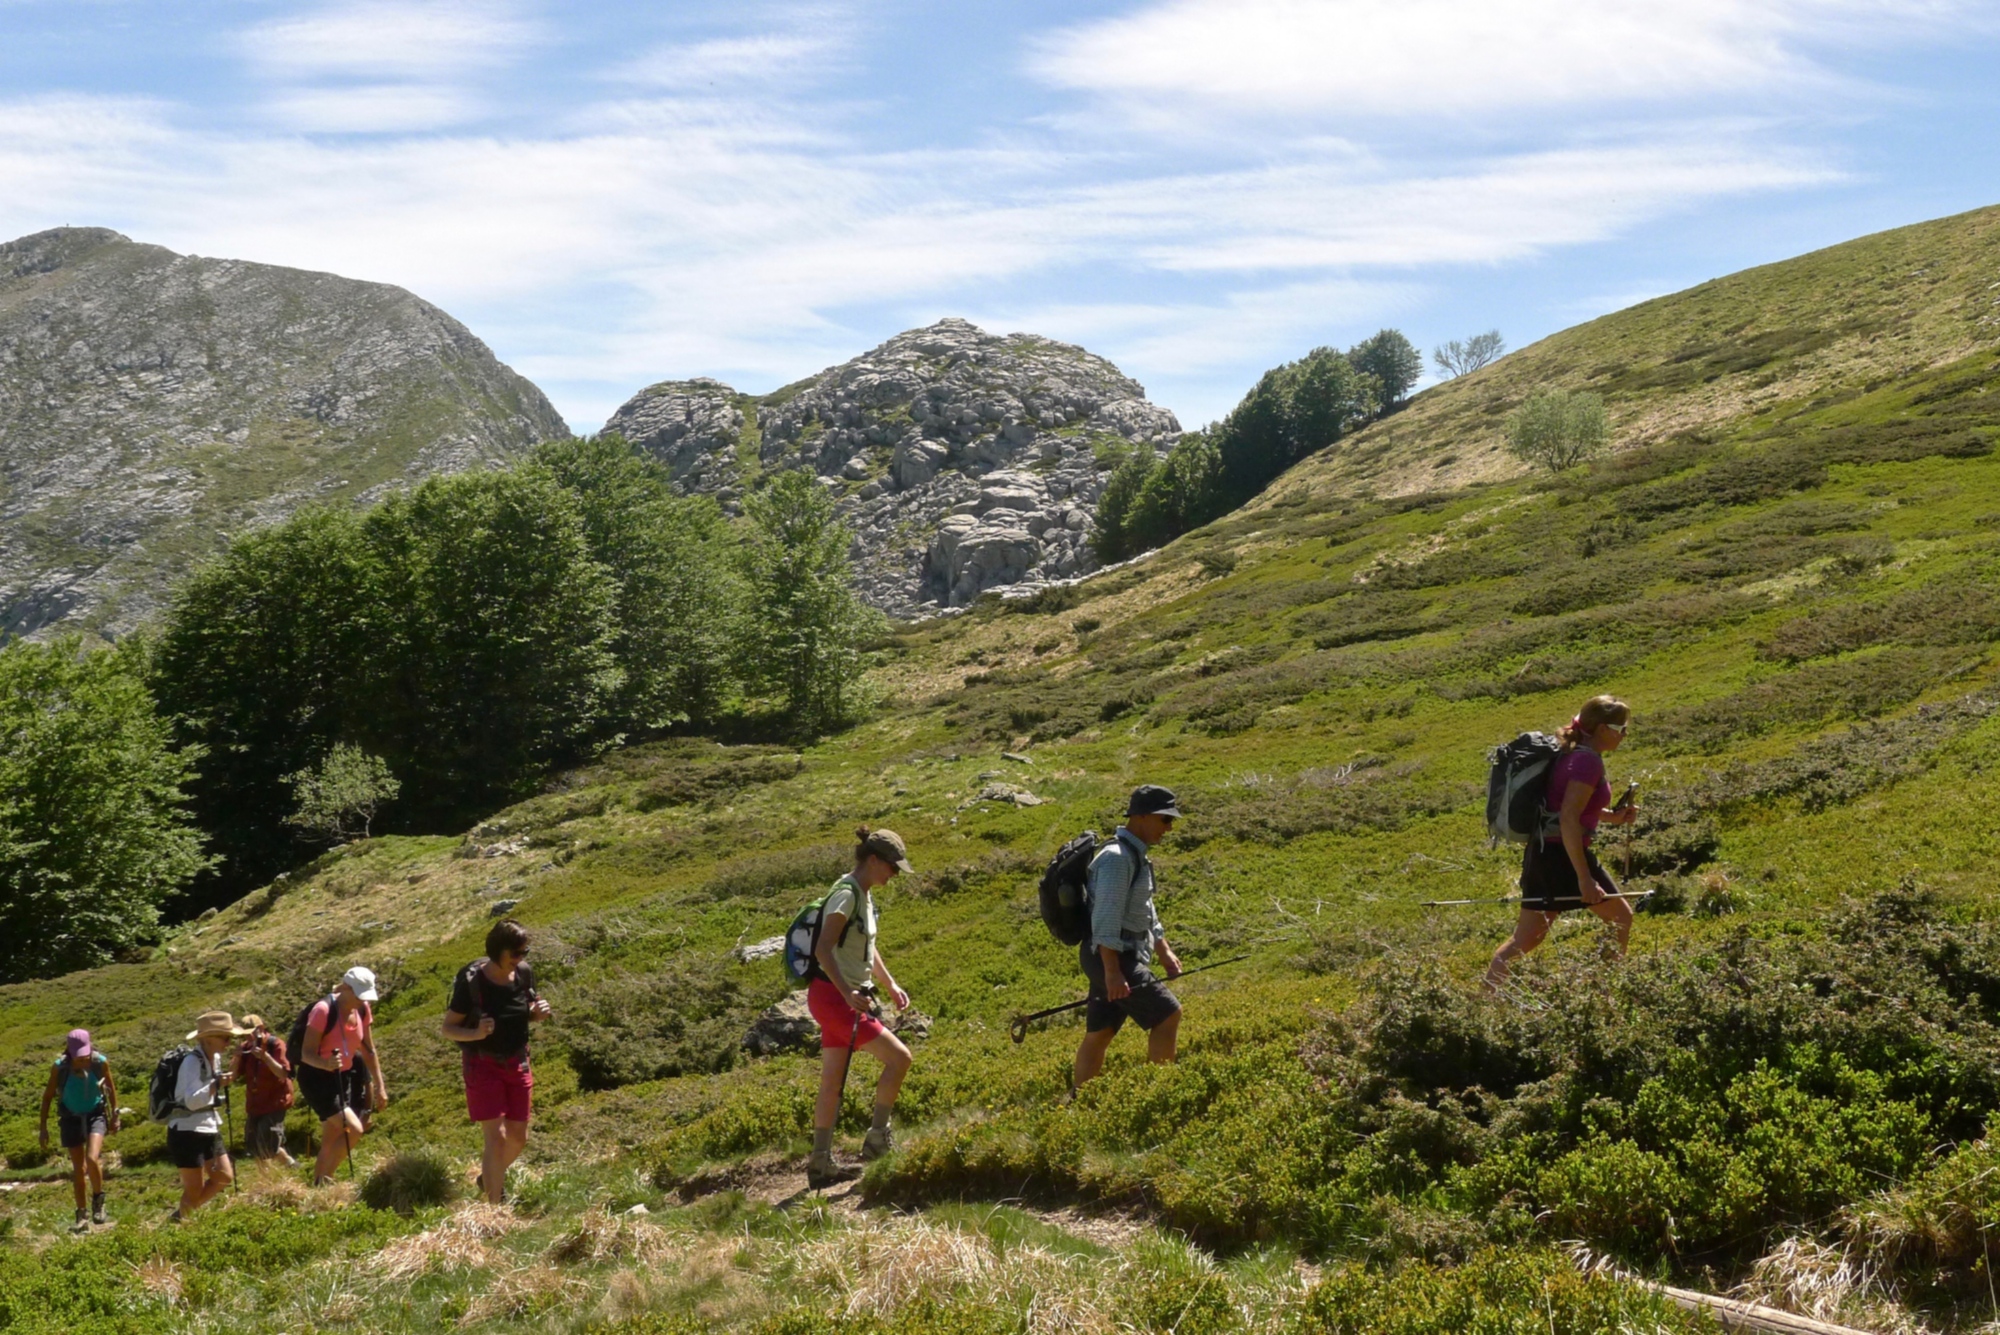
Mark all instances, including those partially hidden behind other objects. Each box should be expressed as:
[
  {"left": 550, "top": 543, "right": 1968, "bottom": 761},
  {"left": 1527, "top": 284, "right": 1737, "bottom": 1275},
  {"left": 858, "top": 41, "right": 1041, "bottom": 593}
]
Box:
[{"left": 65, "top": 1029, "right": 92, "bottom": 1059}]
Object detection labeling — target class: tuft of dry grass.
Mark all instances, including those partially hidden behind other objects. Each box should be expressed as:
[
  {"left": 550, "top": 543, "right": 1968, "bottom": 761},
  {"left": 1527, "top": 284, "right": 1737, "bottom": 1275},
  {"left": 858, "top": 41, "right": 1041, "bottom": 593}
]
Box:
[
  {"left": 544, "top": 1206, "right": 682, "bottom": 1267},
  {"left": 367, "top": 1203, "right": 524, "bottom": 1282},
  {"left": 457, "top": 1264, "right": 592, "bottom": 1327},
  {"left": 793, "top": 1219, "right": 1114, "bottom": 1335},
  {"left": 236, "top": 1163, "right": 310, "bottom": 1210},
  {"left": 129, "top": 1256, "right": 185, "bottom": 1304}
]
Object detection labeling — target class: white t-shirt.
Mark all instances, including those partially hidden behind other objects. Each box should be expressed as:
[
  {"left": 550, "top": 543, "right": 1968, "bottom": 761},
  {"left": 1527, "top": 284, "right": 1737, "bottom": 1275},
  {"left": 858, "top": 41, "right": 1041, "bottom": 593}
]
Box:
[
  {"left": 818, "top": 874, "right": 876, "bottom": 987},
  {"left": 169, "top": 1048, "right": 224, "bottom": 1134}
]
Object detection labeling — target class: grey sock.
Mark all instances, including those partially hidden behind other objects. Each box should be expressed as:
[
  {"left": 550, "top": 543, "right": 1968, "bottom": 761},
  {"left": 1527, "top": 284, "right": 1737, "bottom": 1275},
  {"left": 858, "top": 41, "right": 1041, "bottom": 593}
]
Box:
[
  {"left": 870, "top": 1105, "right": 892, "bottom": 1134},
  {"left": 812, "top": 1127, "right": 834, "bottom": 1156}
]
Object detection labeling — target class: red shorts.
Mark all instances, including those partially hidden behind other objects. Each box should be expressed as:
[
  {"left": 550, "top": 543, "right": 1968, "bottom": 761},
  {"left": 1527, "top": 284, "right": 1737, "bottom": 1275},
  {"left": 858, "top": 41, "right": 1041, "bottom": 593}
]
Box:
[
  {"left": 807, "top": 977, "right": 886, "bottom": 1051},
  {"left": 462, "top": 1051, "right": 532, "bottom": 1124}
]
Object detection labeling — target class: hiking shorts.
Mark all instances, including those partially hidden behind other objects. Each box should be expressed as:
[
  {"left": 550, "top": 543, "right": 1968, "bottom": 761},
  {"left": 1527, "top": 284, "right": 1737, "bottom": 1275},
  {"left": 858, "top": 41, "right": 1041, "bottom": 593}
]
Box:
[
  {"left": 1080, "top": 943, "right": 1181, "bottom": 1035},
  {"left": 167, "top": 1128, "right": 226, "bottom": 1170},
  {"left": 298, "top": 1064, "right": 369, "bottom": 1122},
  {"left": 462, "top": 1050, "right": 533, "bottom": 1124},
  {"left": 58, "top": 1108, "right": 107, "bottom": 1149},
  {"left": 246, "top": 1110, "right": 289, "bottom": 1157},
  {"left": 807, "top": 977, "right": 887, "bottom": 1052},
  {"left": 1520, "top": 840, "right": 1618, "bottom": 913}
]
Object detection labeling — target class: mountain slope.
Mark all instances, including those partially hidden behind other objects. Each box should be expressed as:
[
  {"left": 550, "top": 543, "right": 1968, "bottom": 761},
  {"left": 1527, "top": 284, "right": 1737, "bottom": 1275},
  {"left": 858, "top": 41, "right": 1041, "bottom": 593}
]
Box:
[
  {"left": 0, "top": 227, "right": 568, "bottom": 637},
  {"left": 603, "top": 318, "right": 1180, "bottom": 614},
  {"left": 1295, "top": 201, "right": 2000, "bottom": 502},
  {"left": 4, "top": 207, "right": 2000, "bottom": 1332}
]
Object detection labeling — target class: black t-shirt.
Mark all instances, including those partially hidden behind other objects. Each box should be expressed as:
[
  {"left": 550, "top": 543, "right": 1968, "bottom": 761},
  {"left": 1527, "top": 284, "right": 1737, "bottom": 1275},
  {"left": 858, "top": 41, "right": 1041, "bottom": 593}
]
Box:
[{"left": 448, "top": 959, "right": 535, "bottom": 1057}]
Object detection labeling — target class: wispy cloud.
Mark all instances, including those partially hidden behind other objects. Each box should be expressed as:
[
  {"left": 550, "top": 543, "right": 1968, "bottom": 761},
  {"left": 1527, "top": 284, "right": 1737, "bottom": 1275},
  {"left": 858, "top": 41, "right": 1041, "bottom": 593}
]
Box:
[
  {"left": 1030, "top": 0, "right": 1966, "bottom": 118},
  {"left": 239, "top": 0, "right": 539, "bottom": 82}
]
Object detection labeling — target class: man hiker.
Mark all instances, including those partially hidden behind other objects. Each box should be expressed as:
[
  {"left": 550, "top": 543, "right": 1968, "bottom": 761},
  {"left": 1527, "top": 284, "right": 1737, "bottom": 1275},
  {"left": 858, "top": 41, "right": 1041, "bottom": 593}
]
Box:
[
  {"left": 297, "top": 966, "right": 388, "bottom": 1186},
  {"left": 1073, "top": 785, "right": 1186, "bottom": 1089},
  {"left": 39, "top": 1029, "right": 118, "bottom": 1231},
  {"left": 169, "top": 1011, "right": 251, "bottom": 1221},
  {"left": 442, "top": 919, "right": 551, "bottom": 1205},
  {"left": 233, "top": 1014, "right": 297, "bottom": 1167},
  {"left": 804, "top": 826, "right": 916, "bottom": 1189}
]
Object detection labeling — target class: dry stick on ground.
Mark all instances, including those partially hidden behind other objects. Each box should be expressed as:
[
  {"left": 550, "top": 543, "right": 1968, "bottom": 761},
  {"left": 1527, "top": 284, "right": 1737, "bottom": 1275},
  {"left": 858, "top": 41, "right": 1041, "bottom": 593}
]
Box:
[{"left": 1575, "top": 1253, "right": 1880, "bottom": 1335}]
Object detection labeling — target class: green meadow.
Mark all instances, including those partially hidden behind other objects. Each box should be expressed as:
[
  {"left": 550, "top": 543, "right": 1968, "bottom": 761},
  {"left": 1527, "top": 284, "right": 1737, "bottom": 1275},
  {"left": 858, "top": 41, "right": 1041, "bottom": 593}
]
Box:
[{"left": 4, "top": 204, "right": 2000, "bottom": 1334}]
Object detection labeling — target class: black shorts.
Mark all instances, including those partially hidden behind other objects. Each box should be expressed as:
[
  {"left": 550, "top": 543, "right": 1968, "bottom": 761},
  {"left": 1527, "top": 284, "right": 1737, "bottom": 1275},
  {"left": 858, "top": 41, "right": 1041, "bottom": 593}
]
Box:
[
  {"left": 167, "top": 1128, "right": 226, "bottom": 1170},
  {"left": 247, "top": 1110, "right": 290, "bottom": 1156},
  {"left": 58, "top": 1108, "right": 107, "bottom": 1149},
  {"left": 298, "top": 1065, "right": 370, "bottom": 1122},
  {"left": 1080, "top": 942, "right": 1181, "bottom": 1035},
  {"left": 1520, "top": 839, "right": 1618, "bottom": 912}
]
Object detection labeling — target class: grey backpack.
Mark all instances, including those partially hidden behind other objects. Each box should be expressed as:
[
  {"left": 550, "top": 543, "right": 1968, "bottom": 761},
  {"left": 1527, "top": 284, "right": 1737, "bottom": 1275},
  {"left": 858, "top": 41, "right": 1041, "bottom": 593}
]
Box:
[{"left": 1486, "top": 732, "right": 1563, "bottom": 844}]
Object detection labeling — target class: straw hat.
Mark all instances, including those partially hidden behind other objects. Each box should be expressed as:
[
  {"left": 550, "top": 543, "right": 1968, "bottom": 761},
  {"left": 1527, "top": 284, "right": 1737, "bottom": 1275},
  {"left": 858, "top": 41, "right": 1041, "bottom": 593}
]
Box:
[{"left": 187, "top": 1010, "right": 253, "bottom": 1042}]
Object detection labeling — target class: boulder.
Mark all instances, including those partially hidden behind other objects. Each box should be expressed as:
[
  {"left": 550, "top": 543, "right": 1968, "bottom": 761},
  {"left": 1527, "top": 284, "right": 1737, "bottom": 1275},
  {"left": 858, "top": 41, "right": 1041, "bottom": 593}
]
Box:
[{"left": 743, "top": 991, "right": 817, "bottom": 1056}]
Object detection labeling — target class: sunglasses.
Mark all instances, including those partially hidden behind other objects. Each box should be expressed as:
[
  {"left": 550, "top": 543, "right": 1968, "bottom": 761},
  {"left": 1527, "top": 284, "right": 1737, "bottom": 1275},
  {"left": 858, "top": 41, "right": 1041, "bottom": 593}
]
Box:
[{"left": 1602, "top": 722, "right": 1627, "bottom": 735}]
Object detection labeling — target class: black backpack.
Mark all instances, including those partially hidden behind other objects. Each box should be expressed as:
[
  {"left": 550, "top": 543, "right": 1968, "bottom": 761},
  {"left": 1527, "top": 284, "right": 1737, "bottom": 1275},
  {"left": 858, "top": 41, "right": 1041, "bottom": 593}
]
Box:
[
  {"left": 1038, "top": 831, "right": 1101, "bottom": 945},
  {"left": 148, "top": 1045, "right": 206, "bottom": 1123},
  {"left": 1486, "top": 732, "right": 1564, "bottom": 844},
  {"left": 285, "top": 993, "right": 342, "bottom": 1076}
]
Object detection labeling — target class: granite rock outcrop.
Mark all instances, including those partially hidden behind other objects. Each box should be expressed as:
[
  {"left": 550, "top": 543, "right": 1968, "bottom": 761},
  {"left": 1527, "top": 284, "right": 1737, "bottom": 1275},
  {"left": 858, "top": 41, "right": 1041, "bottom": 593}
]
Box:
[
  {"left": 601, "top": 319, "right": 1178, "bottom": 615},
  {"left": 0, "top": 227, "right": 567, "bottom": 637}
]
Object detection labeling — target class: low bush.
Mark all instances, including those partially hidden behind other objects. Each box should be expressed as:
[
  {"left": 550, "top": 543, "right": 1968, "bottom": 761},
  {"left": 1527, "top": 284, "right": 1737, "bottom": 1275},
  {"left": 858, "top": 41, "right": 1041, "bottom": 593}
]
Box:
[
  {"left": 1647, "top": 647, "right": 1965, "bottom": 751},
  {"left": 565, "top": 961, "right": 760, "bottom": 1089},
  {"left": 1294, "top": 1247, "right": 1706, "bottom": 1335},
  {"left": 360, "top": 1146, "right": 460, "bottom": 1214},
  {"left": 1761, "top": 571, "right": 2000, "bottom": 662},
  {"left": 1178, "top": 764, "right": 1474, "bottom": 847}
]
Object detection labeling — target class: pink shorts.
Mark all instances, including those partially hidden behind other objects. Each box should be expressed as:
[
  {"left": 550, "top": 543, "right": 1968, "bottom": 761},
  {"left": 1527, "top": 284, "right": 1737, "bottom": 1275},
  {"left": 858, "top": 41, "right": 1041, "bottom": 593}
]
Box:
[
  {"left": 807, "top": 977, "right": 886, "bottom": 1051},
  {"left": 462, "top": 1051, "right": 532, "bottom": 1124}
]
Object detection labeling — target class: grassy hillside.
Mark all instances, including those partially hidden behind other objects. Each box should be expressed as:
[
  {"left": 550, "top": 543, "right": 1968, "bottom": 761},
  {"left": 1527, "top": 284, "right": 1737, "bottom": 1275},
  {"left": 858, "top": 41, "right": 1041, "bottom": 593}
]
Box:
[{"left": 4, "top": 205, "right": 2000, "bottom": 1334}]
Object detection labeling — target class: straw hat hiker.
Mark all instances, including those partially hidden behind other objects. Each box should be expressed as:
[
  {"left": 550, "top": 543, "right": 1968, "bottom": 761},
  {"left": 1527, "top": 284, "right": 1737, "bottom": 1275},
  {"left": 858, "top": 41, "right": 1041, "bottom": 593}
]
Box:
[{"left": 187, "top": 1011, "right": 253, "bottom": 1043}]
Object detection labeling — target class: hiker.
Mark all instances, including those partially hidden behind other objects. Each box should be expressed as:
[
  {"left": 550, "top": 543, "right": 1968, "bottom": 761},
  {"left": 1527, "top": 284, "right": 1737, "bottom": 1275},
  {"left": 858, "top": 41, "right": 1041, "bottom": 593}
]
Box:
[
  {"left": 442, "top": 919, "right": 550, "bottom": 1205},
  {"left": 1073, "top": 785, "right": 1186, "bottom": 1088},
  {"left": 233, "top": 1015, "right": 297, "bottom": 1167},
  {"left": 804, "top": 827, "right": 915, "bottom": 1188},
  {"left": 38, "top": 1029, "right": 118, "bottom": 1231},
  {"left": 297, "top": 966, "right": 388, "bottom": 1185},
  {"left": 168, "top": 1011, "right": 250, "bottom": 1220},
  {"left": 1485, "top": 695, "right": 1639, "bottom": 989}
]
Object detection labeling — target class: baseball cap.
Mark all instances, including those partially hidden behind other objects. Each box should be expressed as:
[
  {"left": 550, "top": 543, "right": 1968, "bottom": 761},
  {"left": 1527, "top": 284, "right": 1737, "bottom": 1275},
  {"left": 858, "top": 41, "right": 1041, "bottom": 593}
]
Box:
[
  {"left": 860, "top": 827, "right": 916, "bottom": 874},
  {"left": 1126, "top": 784, "right": 1183, "bottom": 819},
  {"left": 65, "top": 1029, "right": 92, "bottom": 1060},
  {"left": 341, "top": 965, "right": 381, "bottom": 1002}
]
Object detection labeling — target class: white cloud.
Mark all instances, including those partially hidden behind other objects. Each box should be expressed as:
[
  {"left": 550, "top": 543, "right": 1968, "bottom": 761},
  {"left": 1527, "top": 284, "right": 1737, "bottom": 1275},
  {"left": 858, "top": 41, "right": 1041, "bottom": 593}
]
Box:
[
  {"left": 1031, "top": 0, "right": 1962, "bottom": 117},
  {"left": 240, "top": 0, "right": 538, "bottom": 82},
  {"left": 266, "top": 84, "right": 483, "bottom": 133}
]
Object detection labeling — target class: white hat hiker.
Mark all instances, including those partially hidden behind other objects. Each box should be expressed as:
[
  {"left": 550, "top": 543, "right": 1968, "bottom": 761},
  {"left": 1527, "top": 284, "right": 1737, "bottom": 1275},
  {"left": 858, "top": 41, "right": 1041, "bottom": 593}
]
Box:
[{"left": 341, "top": 965, "right": 380, "bottom": 1002}]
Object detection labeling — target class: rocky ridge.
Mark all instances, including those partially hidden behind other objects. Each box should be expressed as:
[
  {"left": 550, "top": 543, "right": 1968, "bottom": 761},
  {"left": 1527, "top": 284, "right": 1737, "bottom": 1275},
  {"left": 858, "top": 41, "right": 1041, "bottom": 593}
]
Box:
[
  {"left": 603, "top": 319, "right": 1179, "bottom": 614},
  {"left": 0, "top": 227, "right": 568, "bottom": 637}
]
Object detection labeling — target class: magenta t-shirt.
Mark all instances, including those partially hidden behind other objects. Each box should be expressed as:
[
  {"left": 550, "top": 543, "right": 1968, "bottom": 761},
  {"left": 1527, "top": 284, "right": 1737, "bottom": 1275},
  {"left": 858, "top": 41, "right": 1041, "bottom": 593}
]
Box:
[{"left": 1545, "top": 748, "right": 1612, "bottom": 842}]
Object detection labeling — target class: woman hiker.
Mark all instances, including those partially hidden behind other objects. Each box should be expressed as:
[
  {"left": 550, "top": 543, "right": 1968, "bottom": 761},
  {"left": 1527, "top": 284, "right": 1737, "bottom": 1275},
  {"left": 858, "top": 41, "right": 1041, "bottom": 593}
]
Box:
[
  {"left": 442, "top": 919, "right": 550, "bottom": 1205},
  {"left": 38, "top": 1029, "right": 118, "bottom": 1232},
  {"left": 233, "top": 1014, "right": 298, "bottom": 1167},
  {"left": 805, "top": 827, "right": 915, "bottom": 1189},
  {"left": 1485, "top": 694, "right": 1640, "bottom": 990},
  {"left": 298, "top": 966, "right": 389, "bottom": 1186},
  {"left": 169, "top": 1011, "right": 251, "bottom": 1221}
]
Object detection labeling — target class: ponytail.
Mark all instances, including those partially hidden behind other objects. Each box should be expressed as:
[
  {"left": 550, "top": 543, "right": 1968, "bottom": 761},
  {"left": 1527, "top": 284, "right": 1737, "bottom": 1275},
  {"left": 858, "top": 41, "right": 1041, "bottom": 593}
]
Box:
[
  {"left": 1558, "top": 695, "right": 1631, "bottom": 751},
  {"left": 853, "top": 826, "right": 873, "bottom": 867}
]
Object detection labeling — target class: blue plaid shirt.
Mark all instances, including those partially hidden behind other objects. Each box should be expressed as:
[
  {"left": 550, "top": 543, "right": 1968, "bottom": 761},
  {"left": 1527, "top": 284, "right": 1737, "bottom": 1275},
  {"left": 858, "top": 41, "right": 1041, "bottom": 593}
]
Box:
[{"left": 1088, "top": 827, "right": 1164, "bottom": 962}]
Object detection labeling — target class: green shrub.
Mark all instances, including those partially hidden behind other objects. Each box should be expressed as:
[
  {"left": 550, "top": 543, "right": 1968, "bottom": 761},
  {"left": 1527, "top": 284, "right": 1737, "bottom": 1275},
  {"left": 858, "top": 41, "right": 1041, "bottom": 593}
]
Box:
[
  {"left": 360, "top": 1147, "right": 460, "bottom": 1214},
  {"left": 564, "top": 961, "right": 757, "bottom": 1089},
  {"left": 1293, "top": 1247, "right": 1707, "bottom": 1335},
  {"left": 1648, "top": 647, "right": 1962, "bottom": 752}
]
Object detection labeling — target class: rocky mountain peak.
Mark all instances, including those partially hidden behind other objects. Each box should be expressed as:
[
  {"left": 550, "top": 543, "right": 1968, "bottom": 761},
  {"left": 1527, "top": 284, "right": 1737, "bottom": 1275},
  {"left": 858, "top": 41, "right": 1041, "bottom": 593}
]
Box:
[
  {"left": 0, "top": 228, "right": 568, "bottom": 638},
  {"left": 603, "top": 319, "right": 1179, "bottom": 615}
]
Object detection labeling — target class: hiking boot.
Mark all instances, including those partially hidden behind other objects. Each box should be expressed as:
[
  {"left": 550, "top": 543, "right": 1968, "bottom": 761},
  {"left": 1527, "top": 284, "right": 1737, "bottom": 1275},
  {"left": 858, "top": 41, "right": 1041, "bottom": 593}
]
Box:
[
  {"left": 860, "top": 1126, "right": 894, "bottom": 1161},
  {"left": 72, "top": 1209, "right": 88, "bottom": 1234},
  {"left": 91, "top": 1193, "right": 106, "bottom": 1226},
  {"left": 805, "top": 1153, "right": 860, "bottom": 1190}
]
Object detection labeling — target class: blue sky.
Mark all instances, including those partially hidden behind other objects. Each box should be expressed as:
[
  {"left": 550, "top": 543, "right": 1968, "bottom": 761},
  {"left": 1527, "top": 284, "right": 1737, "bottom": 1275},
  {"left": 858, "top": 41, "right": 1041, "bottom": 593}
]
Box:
[{"left": 4, "top": 1, "right": 1998, "bottom": 434}]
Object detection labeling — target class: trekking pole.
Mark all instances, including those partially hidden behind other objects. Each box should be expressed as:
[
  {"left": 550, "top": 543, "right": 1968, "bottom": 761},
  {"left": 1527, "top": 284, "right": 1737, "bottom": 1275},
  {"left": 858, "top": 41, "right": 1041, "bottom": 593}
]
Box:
[
  {"left": 337, "top": 1083, "right": 357, "bottom": 1182},
  {"left": 224, "top": 1085, "right": 239, "bottom": 1193},
  {"left": 1008, "top": 954, "right": 1253, "bottom": 1044},
  {"left": 1424, "top": 890, "right": 1656, "bottom": 909}
]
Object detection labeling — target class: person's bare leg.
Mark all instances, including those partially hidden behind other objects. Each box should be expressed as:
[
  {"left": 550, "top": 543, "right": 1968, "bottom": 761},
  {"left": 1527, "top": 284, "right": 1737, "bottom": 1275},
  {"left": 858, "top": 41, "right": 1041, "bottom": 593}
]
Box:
[
  {"left": 861, "top": 1033, "right": 912, "bottom": 1109},
  {"left": 85, "top": 1133, "right": 105, "bottom": 1196},
  {"left": 199, "top": 1155, "right": 233, "bottom": 1207},
  {"left": 1073, "top": 1027, "right": 1116, "bottom": 1087},
  {"left": 1485, "top": 910, "right": 1553, "bottom": 990},
  {"left": 176, "top": 1166, "right": 205, "bottom": 1217},
  {"left": 1590, "top": 896, "right": 1634, "bottom": 957},
  {"left": 312, "top": 1111, "right": 359, "bottom": 1183},
  {"left": 1147, "top": 1010, "right": 1180, "bottom": 1064},
  {"left": 813, "top": 1044, "right": 849, "bottom": 1132},
  {"left": 479, "top": 1120, "right": 510, "bottom": 1203},
  {"left": 69, "top": 1145, "right": 88, "bottom": 1210}
]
